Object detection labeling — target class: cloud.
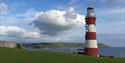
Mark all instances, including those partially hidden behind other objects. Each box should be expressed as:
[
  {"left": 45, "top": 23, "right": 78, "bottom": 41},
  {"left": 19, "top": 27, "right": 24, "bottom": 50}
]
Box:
[
  {"left": 32, "top": 7, "right": 85, "bottom": 36},
  {"left": 67, "top": 0, "right": 81, "bottom": 6},
  {"left": 97, "top": 8, "right": 125, "bottom": 16},
  {"left": 0, "top": 2, "right": 8, "bottom": 13},
  {"left": 98, "top": 21, "right": 125, "bottom": 34},
  {"left": 0, "top": 26, "right": 41, "bottom": 39},
  {"left": 100, "top": 0, "right": 125, "bottom": 3},
  {"left": 109, "top": 8, "right": 125, "bottom": 14}
]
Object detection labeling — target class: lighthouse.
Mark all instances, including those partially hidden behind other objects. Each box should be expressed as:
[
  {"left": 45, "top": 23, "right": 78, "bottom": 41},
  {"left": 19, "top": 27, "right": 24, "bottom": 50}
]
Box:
[{"left": 84, "top": 0, "right": 99, "bottom": 57}]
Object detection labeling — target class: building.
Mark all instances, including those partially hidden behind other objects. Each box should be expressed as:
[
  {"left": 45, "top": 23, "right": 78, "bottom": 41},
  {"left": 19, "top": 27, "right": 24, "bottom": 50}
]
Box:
[
  {"left": 0, "top": 41, "right": 16, "bottom": 48},
  {"left": 84, "top": 1, "right": 99, "bottom": 57}
]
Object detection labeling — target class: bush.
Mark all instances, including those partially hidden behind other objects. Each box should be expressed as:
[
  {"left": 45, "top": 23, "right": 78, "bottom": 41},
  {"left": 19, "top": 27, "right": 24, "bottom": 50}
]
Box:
[{"left": 15, "top": 43, "right": 22, "bottom": 49}]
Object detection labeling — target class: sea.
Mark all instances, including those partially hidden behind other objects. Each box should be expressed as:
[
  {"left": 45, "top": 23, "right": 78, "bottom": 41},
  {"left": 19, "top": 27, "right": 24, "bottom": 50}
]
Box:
[{"left": 27, "top": 47, "right": 125, "bottom": 58}]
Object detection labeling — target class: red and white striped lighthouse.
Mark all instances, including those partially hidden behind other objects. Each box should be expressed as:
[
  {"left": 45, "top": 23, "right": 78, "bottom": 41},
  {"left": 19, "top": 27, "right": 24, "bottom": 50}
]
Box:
[{"left": 84, "top": 1, "right": 99, "bottom": 57}]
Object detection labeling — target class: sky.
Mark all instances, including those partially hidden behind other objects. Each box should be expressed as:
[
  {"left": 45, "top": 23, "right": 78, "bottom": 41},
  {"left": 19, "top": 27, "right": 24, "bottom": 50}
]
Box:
[{"left": 0, "top": 0, "right": 125, "bottom": 47}]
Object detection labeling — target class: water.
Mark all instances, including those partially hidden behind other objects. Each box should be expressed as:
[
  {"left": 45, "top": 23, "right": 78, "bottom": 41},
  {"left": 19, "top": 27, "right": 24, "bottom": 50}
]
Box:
[
  {"left": 27, "top": 47, "right": 125, "bottom": 58},
  {"left": 99, "top": 47, "right": 125, "bottom": 58}
]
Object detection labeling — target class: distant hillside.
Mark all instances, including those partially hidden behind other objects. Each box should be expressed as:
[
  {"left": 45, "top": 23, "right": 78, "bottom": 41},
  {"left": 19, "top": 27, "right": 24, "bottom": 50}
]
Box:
[{"left": 22, "top": 42, "right": 110, "bottom": 48}]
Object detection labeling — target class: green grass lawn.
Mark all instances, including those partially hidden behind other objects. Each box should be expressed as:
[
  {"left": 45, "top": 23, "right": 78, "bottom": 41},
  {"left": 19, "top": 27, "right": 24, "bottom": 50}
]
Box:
[{"left": 0, "top": 48, "right": 125, "bottom": 63}]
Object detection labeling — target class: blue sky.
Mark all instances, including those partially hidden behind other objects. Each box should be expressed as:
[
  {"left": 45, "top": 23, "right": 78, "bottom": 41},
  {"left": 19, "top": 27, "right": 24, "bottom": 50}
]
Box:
[{"left": 0, "top": 0, "right": 125, "bottom": 47}]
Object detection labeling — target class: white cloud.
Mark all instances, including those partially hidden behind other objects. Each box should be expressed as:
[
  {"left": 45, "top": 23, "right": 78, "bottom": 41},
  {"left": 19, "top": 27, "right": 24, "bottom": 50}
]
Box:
[
  {"left": 67, "top": 0, "right": 80, "bottom": 6},
  {"left": 97, "top": 20, "right": 125, "bottom": 35},
  {"left": 98, "top": 8, "right": 125, "bottom": 16},
  {"left": 32, "top": 7, "right": 85, "bottom": 36},
  {"left": 0, "top": 2, "right": 8, "bottom": 13},
  {"left": 100, "top": 0, "right": 125, "bottom": 3},
  {"left": 0, "top": 26, "right": 41, "bottom": 39},
  {"left": 108, "top": 8, "right": 125, "bottom": 14}
]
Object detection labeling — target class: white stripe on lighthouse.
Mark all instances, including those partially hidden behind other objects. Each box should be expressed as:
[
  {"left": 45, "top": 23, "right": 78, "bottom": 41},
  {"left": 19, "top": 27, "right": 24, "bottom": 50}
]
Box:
[
  {"left": 86, "top": 24, "right": 96, "bottom": 32},
  {"left": 85, "top": 40, "right": 98, "bottom": 48}
]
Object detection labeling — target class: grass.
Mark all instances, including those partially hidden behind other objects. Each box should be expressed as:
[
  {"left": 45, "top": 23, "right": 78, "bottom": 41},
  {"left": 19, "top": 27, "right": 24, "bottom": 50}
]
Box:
[{"left": 0, "top": 48, "right": 125, "bottom": 63}]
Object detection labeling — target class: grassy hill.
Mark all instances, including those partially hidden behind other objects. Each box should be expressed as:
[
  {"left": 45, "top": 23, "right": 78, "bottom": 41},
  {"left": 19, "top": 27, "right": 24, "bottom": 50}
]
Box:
[{"left": 0, "top": 48, "right": 125, "bottom": 63}]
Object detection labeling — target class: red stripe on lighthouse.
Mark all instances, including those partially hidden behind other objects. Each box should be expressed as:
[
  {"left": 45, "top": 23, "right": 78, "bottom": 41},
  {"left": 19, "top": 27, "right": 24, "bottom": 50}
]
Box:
[
  {"left": 84, "top": 48, "right": 98, "bottom": 57},
  {"left": 85, "top": 32, "right": 96, "bottom": 40},
  {"left": 85, "top": 18, "right": 96, "bottom": 25}
]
